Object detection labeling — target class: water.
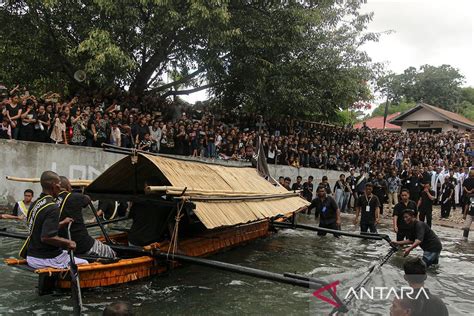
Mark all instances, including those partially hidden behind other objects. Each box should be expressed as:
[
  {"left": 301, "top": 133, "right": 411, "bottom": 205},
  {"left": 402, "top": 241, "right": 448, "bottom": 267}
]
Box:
[{"left": 1, "top": 215, "right": 473, "bottom": 315}]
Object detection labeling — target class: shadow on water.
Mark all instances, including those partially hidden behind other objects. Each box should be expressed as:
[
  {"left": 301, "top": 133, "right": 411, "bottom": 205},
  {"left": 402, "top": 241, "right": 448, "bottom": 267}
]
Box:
[{"left": 0, "top": 215, "right": 473, "bottom": 315}]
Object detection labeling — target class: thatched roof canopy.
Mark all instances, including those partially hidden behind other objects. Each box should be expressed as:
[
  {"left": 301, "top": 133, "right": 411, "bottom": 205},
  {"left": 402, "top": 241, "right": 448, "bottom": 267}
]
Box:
[{"left": 86, "top": 154, "right": 309, "bottom": 229}]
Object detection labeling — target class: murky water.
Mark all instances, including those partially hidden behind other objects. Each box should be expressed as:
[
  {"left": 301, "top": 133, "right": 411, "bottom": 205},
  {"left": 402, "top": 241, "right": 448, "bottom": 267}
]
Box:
[{"left": 0, "top": 215, "right": 473, "bottom": 315}]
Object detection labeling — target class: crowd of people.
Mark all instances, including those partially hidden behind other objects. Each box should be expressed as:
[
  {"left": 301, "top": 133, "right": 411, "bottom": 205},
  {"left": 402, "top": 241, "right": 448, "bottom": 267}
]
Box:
[{"left": 1, "top": 85, "right": 472, "bottom": 172}]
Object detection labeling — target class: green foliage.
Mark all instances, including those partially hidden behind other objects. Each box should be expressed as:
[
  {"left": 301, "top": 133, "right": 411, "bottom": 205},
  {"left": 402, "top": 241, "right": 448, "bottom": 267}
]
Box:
[
  {"left": 0, "top": 0, "right": 377, "bottom": 120},
  {"left": 377, "top": 65, "right": 464, "bottom": 110},
  {"left": 370, "top": 101, "right": 417, "bottom": 117}
]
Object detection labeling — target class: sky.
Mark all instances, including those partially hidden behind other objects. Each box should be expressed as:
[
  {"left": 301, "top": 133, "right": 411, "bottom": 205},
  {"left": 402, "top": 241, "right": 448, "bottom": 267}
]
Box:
[{"left": 182, "top": 0, "right": 474, "bottom": 103}]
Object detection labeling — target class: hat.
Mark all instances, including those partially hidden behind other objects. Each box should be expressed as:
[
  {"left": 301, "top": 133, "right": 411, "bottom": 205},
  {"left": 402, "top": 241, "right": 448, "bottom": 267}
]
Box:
[{"left": 402, "top": 209, "right": 416, "bottom": 216}]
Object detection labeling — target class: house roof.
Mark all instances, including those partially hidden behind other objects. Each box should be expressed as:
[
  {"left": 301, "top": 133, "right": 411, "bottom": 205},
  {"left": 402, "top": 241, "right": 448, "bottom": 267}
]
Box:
[
  {"left": 354, "top": 112, "right": 401, "bottom": 130},
  {"left": 86, "top": 153, "right": 308, "bottom": 229},
  {"left": 390, "top": 103, "right": 474, "bottom": 129}
]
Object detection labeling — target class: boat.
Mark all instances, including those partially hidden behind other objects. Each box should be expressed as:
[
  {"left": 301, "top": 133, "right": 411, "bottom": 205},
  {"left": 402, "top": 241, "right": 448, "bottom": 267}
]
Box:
[{"left": 3, "top": 152, "right": 309, "bottom": 294}]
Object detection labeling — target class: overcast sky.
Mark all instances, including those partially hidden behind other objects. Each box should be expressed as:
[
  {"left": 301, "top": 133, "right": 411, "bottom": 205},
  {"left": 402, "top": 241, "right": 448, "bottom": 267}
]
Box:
[
  {"left": 361, "top": 0, "right": 474, "bottom": 87},
  {"left": 183, "top": 0, "right": 474, "bottom": 103}
]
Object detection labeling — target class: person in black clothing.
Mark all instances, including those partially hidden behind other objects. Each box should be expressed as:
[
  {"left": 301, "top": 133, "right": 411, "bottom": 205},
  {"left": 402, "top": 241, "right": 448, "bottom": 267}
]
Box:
[
  {"left": 283, "top": 177, "right": 292, "bottom": 190},
  {"left": 389, "top": 257, "right": 448, "bottom": 316},
  {"left": 407, "top": 171, "right": 422, "bottom": 205},
  {"left": 462, "top": 170, "right": 474, "bottom": 240},
  {"left": 128, "top": 178, "right": 174, "bottom": 247},
  {"left": 393, "top": 189, "right": 418, "bottom": 241},
  {"left": 417, "top": 183, "right": 435, "bottom": 227},
  {"left": 57, "top": 177, "right": 116, "bottom": 258},
  {"left": 302, "top": 176, "right": 314, "bottom": 203},
  {"left": 319, "top": 176, "right": 332, "bottom": 195},
  {"left": 372, "top": 172, "right": 388, "bottom": 215},
  {"left": 21, "top": 171, "right": 87, "bottom": 269},
  {"left": 354, "top": 183, "right": 380, "bottom": 233},
  {"left": 291, "top": 176, "right": 303, "bottom": 191},
  {"left": 347, "top": 169, "right": 357, "bottom": 211},
  {"left": 439, "top": 175, "right": 454, "bottom": 219},
  {"left": 307, "top": 185, "right": 341, "bottom": 236},
  {"left": 391, "top": 209, "right": 442, "bottom": 267}
]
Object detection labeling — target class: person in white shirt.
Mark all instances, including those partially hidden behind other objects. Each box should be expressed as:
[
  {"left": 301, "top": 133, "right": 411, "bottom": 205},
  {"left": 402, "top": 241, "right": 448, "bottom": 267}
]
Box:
[
  {"left": 149, "top": 121, "right": 162, "bottom": 153},
  {"left": 110, "top": 120, "right": 121, "bottom": 147},
  {"left": 50, "top": 112, "right": 68, "bottom": 144}
]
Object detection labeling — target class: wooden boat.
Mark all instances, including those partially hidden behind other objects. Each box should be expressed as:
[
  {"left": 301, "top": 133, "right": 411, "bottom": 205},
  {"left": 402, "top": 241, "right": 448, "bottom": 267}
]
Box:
[{"left": 4, "top": 152, "right": 309, "bottom": 294}]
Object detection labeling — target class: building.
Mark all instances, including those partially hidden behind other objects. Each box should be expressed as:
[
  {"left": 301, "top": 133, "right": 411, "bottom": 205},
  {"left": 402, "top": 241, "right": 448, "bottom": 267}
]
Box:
[
  {"left": 389, "top": 103, "right": 474, "bottom": 133},
  {"left": 354, "top": 112, "right": 401, "bottom": 131}
]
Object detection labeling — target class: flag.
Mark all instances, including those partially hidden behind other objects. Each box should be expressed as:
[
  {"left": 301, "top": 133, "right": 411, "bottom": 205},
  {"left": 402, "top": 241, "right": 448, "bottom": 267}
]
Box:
[
  {"left": 382, "top": 97, "right": 390, "bottom": 130},
  {"left": 251, "top": 136, "right": 278, "bottom": 185}
]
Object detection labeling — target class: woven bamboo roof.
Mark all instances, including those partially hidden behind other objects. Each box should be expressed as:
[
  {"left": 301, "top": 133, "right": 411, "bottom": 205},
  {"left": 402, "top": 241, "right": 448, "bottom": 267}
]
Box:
[{"left": 86, "top": 154, "right": 308, "bottom": 229}]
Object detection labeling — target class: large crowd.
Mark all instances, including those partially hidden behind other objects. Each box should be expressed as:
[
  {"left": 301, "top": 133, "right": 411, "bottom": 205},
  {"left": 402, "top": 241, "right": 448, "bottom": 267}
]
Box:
[{"left": 1, "top": 86, "right": 472, "bottom": 174}]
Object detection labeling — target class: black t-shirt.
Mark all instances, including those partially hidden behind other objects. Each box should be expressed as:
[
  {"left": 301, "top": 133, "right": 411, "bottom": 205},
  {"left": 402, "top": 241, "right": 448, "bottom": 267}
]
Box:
[
  {"left": 463, "top": 177, "right": 474, "bottom": 195},
  {"left": 419, "top": 190, "right": 435, "bottom": 212},
  {"left": 57, "top": 192, "right": 94, "bottom": 254},
  {"left": 26, "top": 194, "right": 63, "bottom": 259},
  {"left": 356, "top": 194, "right": 380, "bottom": 224},
  {"left": 302, "top": 182, "right": 314, "bottom": 201},
  {"left": 440, "top": 182, "right": 454, "bottom": 201},
  {"left": 411, "top": 220, "right": 442, "bottom": 252},
  {"left": 393, "top": 200, "right": 418, "bottom": 230},
  {"left": 309, "top": 196, "right": 338, "bottom": 225},
  {"left": 6, "top": 104, "right": 20, "bottom": 123},
  {"left": 291, "top": 182, "right": 303, "bottom": 191}
]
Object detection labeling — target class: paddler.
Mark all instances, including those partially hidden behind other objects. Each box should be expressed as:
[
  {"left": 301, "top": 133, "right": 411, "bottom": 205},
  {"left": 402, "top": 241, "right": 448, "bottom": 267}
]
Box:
[
  {"left": 57, "top": 176, "right": 116, "bottom": 258},
  {"left": 20, "top": 171, "right": 88, "bottom": 269},
  {"left": 0, "top": 189, "right": 33, "bottom": 221},
  {"left": 390, "top": 209, "right": 442, "bottom": 267}
]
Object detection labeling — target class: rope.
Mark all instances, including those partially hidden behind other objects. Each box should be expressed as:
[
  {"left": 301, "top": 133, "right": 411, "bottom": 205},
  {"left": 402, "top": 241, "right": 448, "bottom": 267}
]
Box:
[{"left": 167, "top": 197, "right": 186, "bottom": 260}]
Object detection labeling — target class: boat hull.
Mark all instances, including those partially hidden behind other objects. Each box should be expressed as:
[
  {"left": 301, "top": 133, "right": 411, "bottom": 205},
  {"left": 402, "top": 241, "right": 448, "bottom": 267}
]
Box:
[{"left": 5, "top": 220, "right": 271, "bottom": 293}]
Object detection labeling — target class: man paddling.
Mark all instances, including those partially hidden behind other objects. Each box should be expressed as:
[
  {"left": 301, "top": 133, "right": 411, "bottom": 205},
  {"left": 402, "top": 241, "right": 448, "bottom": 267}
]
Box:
[
  {"left": 0, "top": 189, "right": 33, "bottom": 221},
  {"left": 57, "top": 176, "right": 116, "bottom": 258},
  {"left": 391, "top": 209, "right": 442, "bottom": 267},
  {"left": 20, "top": 171, "right": 88, "bottom": 269},
  {"left": 306, "top": 185, "right": 341, "bottom": 237}
]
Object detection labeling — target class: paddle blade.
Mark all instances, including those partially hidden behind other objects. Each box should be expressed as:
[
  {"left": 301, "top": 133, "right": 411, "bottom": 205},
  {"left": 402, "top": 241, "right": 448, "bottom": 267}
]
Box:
[{"left": 69, "top": 254, "right": 83, "bottom": 315}]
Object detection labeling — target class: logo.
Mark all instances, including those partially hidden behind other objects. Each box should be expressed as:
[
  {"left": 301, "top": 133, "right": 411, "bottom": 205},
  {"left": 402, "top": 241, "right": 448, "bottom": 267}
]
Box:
[{"left": 312, "top": 281, "right": 430, "bottom": 308}]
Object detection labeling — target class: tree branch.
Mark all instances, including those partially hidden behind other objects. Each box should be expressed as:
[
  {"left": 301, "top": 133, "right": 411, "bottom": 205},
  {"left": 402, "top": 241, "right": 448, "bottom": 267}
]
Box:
[
  {"left": 150, "top": 67, "right": 206, "bottom": 93},
  {"left": 161, "top": 83, "right": 216, "bottom": 98}
]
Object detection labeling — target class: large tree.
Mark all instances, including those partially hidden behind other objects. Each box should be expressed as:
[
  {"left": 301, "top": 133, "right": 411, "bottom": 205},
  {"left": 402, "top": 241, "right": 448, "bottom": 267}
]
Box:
[
  {"left": 1, "top": 0, "right": 378, "bottom": 119},
  {"left": 377, "top": 65, "right": 465, "bottom": 109}
]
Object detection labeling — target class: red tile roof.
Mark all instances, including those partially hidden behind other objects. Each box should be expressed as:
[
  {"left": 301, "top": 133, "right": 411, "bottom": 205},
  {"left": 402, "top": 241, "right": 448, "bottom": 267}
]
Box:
[{"left": 354, "top": 112, "right": 401, "bottom": 130}]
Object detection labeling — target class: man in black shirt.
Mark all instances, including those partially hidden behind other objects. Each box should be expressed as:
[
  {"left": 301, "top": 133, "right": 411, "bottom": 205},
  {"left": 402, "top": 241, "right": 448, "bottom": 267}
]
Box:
[
  {"left": 21, "top": 171, "right": 88, "bottom": 269},
  {"left": 393, "top": 189, "right": 418, "bottom": 241},
  {"left": 57, "top": 177, "right": 116, "bottom": 258},
  {"left": 347, "top": 169, "right": 357, "bottom": 211},
  {"left": 302, "top": 176, "right": 314, "bottom": 204},
  {"left": 319, "top": 176, "right": 332, "bottom": 195},
  {"left": 417, "top": 183, "right": 435, "bottom": 227},
  {"left": 354, "top": 183, "right": 380, "bottom": 233},
  {"left": 391, "top": 209, "right": 442, "bottom": 267},
  {"left": 291, "top": 176, "right": 303, "bottom": 191},
  {"left": 307, "top": 185, "right": 341, "bottom": 236},
  {"left": 439, "top": 176, "right": 454, "bottom": 219},
  {"left": 462, "top": 170, "right": 474, "bottom": 240},
  {"left": 389, "top": 258, "right": 448, "bottom": 316}
]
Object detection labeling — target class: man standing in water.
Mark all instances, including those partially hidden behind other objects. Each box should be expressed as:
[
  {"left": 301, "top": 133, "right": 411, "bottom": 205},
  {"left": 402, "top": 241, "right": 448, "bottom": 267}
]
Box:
[
  {"left": 353, "top": 183, "right": 380, "bottom": 233},
  {"left": 393, "top": 189, "right": 418, "bottom": 241},
  {"left": 462, "top": 170, "right": 474, "bottom": 240},
  {"left": 390, "top": 257, "right": 448, "bottom": 316},
  {"left": 391, "top": 209, "right": 442, "bottom": 267},
  {"left": 307, "top": 185, "right": 341, "bottom": 237}
]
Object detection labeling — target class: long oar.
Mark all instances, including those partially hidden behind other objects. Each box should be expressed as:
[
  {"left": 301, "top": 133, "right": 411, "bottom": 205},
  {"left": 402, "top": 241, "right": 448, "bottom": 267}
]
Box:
[
  {"left": 67, "top": 222, "right": 83, "bottom": 315},
  {"left": 85, "top": 216, "right": 130, "bottom": 228},
  {"left": 329, "top": 245, "right": 399, "bottom": 315},
  {"left": 272, "top": 221, "right": 392, "bottom": 244},
  {"left": 88, "top": 202, "right": 114, "bottom": 244},
  {"left": 0, "top": 228, "right": 27, "bottom": 240}
]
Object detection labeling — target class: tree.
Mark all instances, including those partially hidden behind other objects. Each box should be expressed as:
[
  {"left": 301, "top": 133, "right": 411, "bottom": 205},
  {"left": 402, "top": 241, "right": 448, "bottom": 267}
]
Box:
[
  {"left": 1, "top": 0, "right": 378, "bottom": 120},
  {"left": 377, "top": 65, "right": 464, "bottom": 110}
]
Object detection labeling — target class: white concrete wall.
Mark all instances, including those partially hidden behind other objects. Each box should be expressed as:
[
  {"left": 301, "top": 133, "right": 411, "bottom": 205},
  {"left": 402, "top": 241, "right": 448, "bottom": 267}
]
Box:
[
  {"left": 0, "top": 140, "right": 348, "bottom": 210},
  {"left": 400, "top": 121, "right": 468, "bottom": 132}
]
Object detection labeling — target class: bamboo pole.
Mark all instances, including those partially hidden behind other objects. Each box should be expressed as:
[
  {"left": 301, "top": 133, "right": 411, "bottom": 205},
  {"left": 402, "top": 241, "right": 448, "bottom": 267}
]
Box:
[
  {"left": 6, "top": 176, "right": 92, "bottom": 187},
  {"left": 145, "top": 185, "right": 301, "bottom": 198}
]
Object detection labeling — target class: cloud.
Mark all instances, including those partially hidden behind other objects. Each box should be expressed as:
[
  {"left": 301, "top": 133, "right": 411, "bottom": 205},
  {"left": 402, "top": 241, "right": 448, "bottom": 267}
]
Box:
[{"left": 361, "top": 0, "right": 474, "bottom": 86}]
